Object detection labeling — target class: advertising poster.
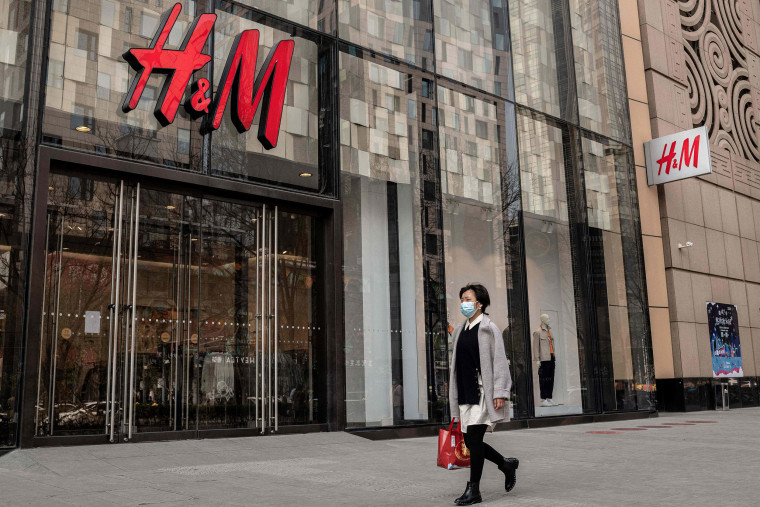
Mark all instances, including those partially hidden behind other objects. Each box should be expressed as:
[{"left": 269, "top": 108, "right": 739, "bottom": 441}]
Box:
[{"left": 706, "top": 303, "right": 743, "bottom": 378}]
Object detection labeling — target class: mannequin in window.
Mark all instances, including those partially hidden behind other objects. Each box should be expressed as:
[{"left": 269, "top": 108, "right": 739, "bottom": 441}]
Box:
[{"left": 533, "top": 314, "right": 557, "bottom": 407}]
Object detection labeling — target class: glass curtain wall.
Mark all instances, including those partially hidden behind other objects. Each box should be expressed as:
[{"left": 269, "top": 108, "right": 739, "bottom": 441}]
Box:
[
  {"left": 41, "top": 0, "right": 336, "bottom": 195},
  {"left": 42, "top": 0, "right": 206, "bottom": 169},
  {"left": 28, "top": 0, "right": 654, "bottom": 436},
  {"left": 338, "top": 0, "right": 434, "bottom": 71},
  {"left": 0, "top": 0, "right": 32, "bottom": 448},
  {"left": 434, "top": 0, "right": 512, "bottom": 99},
  {"left": 517, "top": 110, "right": 583, "bottom": 416},
  {"left": 340, "top": 51, "right": 431, "bottom": 427},
  {"left": 210, "top": 3, "right": 322, "bottom": 191}
]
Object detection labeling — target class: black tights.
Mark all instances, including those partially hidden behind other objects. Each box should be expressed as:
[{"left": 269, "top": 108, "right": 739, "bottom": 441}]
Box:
[{"left": 463, "top": 424, "right": 504, "bottom": 483}]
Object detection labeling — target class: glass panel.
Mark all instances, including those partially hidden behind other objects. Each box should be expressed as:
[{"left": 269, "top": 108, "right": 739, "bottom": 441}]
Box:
[
  {"left": 210, "top": 4, "right": 321, "bottom": 191},
  {"left": 434, "top": 0, "right": 511, "bottom": 98},
  {"left": 438, "top": 86, "right": 512, "bottom": 412},
  {"left": 37, "top": 174, "right": 120, "bottom": 436},
  {"left": 0, "top": 0, "right": 32, "bottom": 449},
  {"left": 438, "top": 85, "right": 507, "bottom": 323},
  {"left": 275, "top": 211, "right": 320, "bottom": 425},
  {"left": 238, "top": 0, "right": 335, "bottom": 33},
  {"left": 132, "top": 189, "right": 200, "bottom": 432},
  {"left": 570, "top": 0, "right": 629, "bottom": 141},
  {"left": 338, "top": 0, "right": 434, "bottom": 71},
  {"left": 198, "top": 200, "right": 260, "bottom": 429},
  {"left": 509, "top": 0, "right": 573, "bottom": 120},
  {"left": 517, "top": 111, "right": 583, "bottom": 416},
  {"left": 582, "top": 136, "right": 633, "bottom": 410},
  {"left": 42, "top": 0, "right": 205, "bottom": 169},
  {"left": 340, "top": 52, "right": 430, "bottom": 427}
]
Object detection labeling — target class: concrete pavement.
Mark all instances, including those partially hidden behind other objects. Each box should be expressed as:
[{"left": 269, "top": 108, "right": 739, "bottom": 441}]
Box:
[{"left": 1, "top": 409, "right": 759, "bottom": 506}]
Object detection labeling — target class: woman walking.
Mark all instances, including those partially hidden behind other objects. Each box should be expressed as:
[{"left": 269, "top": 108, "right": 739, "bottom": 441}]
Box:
[{"left": 449, "top": 283, "right": 518, "bottom": 505}]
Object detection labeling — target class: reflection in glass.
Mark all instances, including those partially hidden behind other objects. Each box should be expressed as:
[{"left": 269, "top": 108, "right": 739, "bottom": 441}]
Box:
[
  {"left": 37, "top": 175, "right": 120, "bottom": 435},
  {"left": 338, "top": 0, "right": 434, "bottom": 70},
  {"left": 517, "top": 112, "right": 583, "bottom": 416},
  {"left": 0, "top": 0, "right": 32, "bottom": 448},
  {"left": 340, "top": 52, "right": 429, "bottom": 427},
  {"left": 211, "top": 4, "right": 321, "bottom": 191},
  {"left": 570, "top": 0, "right": 629, "bottom": 141},
  {"left": 434, "top": 0, "right": 512, "bottom": 98},
  {"left": 509, "top": 0, "right": 565, "bottom": 118},
  {"left": 132, "top": 190, "right": 200, "bottom": 432},
  {"left": 438, "top": 85, "right": 508, "bottom": 326},
  {"left": 239, "top": 0, "right": 335, "bottom": 33},
  {"left": 43, "top": 0, "right": 204, "bottom": 169}
]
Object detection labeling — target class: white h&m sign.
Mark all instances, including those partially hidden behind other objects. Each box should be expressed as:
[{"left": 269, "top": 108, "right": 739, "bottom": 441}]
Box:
[{"left": 644, "top": 126, "right": 712, "bottom": 186}]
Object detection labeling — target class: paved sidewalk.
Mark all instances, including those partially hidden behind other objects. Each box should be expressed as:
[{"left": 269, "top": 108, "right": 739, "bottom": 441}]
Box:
[{"left": 1, "top": 409, "right": 759, "bottom": 506}]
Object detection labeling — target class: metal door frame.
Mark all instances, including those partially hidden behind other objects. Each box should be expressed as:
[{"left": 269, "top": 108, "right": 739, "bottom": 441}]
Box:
[{"left": 20, "top": 147, "right": 344, "bottom": 447}]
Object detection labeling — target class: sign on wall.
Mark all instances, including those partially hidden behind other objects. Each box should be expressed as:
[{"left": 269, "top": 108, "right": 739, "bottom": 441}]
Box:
[
  {"left": 644, "top": 126, "right": 711, "bottom": 186},
  {"left": 121, "top": 3, "right": 294, "bottom": 149},
  {"left": 706, "top": 302, "right": 743, "bottom": 378}
]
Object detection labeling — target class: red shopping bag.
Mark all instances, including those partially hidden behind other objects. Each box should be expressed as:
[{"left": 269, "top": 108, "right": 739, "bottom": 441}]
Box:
[{"left": 437, "top": 419, "right": 470, "bottom": 469}]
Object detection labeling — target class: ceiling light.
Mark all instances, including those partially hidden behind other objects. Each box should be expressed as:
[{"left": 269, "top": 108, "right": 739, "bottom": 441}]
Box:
[
  {"left": 191, "top": 238, "right": 197, "bottom": 242},
  {"left": 299, "top": 172, "right": 312, "bottom": 178},
  {"left": 48, "top": 186, "right": 54, "bottom": 191},
  {"left": 75, "top": 125, "right": 91, "bottom": 133},
  {"left": 0, "top": 214, "right": 5, "bottom": 217},
  {"left": 166, "top": 205, "right": 176, "bottom": 210}
]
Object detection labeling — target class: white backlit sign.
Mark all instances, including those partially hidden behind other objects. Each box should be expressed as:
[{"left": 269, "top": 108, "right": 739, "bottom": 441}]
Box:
[{"left": 644, "top": 126, "right": 711, "bottom": 186}]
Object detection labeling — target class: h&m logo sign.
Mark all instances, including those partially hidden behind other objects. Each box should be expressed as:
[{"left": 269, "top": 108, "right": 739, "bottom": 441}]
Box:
[
  {"left": 644, "top": 126, "right": 712, "bottom": 186},
  {"left": 121, "top": 3, "right": 294, "bottom": 149}
]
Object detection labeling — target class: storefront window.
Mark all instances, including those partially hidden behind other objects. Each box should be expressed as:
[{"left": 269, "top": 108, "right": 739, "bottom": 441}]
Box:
[
  {"left": 517, "top": 111, "right": 583, "bottom": 416},
  {"left": 570, "top": 0, "right": 629, "bottom": 142},
  {"left": 340, "top": 52, "right": 430, "bottom": 427},
  {"left": 434, "top": 0, "right": 512, "bottom": 98},
  {"left": 0, "top": 0, "right": 31, "bottom": 448},
  {"left": 338, "top": 0, "right": 434, "bottom": 71},
  {"left": 582, "top": 136, "right": 636, "bottom": 410},
  {"left": 42, "top": 0, "right": 205, "bottom": 170},
  {"left": 438, "top": 85, "right": 513, "bottom": 411},
  {"left": 209, "top": 4, "right": 323, "bottom": 191}
]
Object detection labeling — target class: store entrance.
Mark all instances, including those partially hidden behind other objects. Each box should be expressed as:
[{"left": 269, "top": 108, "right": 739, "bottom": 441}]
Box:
[{"left": 35, "top": 172, "right": 321, "bottom": 441}]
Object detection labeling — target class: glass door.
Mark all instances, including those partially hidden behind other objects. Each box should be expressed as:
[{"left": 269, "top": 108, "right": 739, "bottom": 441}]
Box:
[
  {"left": 36, "top": 172, "right": 321, "bottom": 441},
  {"left": 199, "top": 202, "right": 320, "bottom": 432}
]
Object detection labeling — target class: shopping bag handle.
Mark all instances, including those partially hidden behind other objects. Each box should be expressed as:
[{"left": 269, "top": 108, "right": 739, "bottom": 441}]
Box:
[{"left": 448, "top": 417, "right": 459, "bottom": 432}]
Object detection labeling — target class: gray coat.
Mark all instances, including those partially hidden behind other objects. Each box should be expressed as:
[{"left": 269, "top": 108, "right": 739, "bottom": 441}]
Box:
[
  {"left": 533, "top": 327, "right": 554, "bottom": 362},
  {"left": 449, "top": 314, "right": 512, "bottom": 423}
]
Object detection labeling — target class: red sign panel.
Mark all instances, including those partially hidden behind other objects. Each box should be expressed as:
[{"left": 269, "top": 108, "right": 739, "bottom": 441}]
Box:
[{"left": 122, "top": 3, "right": 294, "bottom": 150}]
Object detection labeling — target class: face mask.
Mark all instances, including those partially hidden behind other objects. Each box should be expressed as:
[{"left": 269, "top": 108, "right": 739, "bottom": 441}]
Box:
[{"left": 460, "top": 302, "right": 478, "bottom": 318}]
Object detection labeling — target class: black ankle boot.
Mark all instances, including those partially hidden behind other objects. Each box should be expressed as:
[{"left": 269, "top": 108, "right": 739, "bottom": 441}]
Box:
[
  {"left": 454, "top": 481, "right": 482, "bottom": 505},
  {"left": 498, "top": 457, "right": 519, "bottom": 492}
]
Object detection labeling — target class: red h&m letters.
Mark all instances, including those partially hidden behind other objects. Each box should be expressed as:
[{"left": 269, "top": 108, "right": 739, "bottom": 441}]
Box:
[
  {"left": 121, "top": 3, "right": 294, "bottom": 150},
  {"left": 656, "top": 134, "right": 700, "bottom": 176}
]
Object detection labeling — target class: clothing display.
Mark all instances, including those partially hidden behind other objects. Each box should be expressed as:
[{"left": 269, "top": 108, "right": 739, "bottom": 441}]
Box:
[
  {"left": 532, "top": 327, "right": 555, "bottom": 362},
  {"left": 533, "top": 313, "right": 557, "bottom": 402},
  {"left": 538, "top": 355, "right": 556, "bottom": 400}
]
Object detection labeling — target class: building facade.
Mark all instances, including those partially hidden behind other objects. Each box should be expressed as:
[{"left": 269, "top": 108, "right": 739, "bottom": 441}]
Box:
[
  {"left": 627, "top": 0, "right": 760, "bottom": 410},
  {"left": 0, "top": 0, "right": 653, "bottom": 449}
]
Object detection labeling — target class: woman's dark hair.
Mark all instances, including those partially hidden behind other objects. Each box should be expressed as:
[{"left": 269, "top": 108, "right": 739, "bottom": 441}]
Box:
[{"left": 459, "top": 283, "right": 490, "bottom": 315}]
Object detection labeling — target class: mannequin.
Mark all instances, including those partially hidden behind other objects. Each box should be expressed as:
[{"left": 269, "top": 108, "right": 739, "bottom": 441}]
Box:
[{"left": 533, "top": 314, "right": 557, "bottom": 407}]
